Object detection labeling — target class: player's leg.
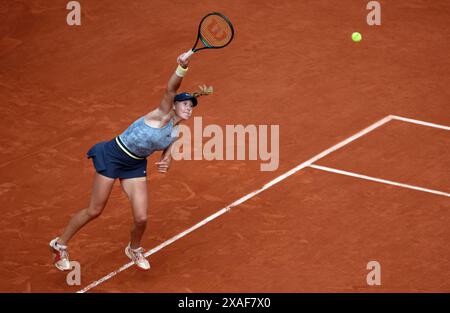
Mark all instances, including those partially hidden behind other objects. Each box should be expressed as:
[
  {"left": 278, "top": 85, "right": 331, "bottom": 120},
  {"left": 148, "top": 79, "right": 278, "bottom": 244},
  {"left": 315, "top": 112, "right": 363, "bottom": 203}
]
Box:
[
  {"left": 120, "top": 177, "right": 150, "bottom": 270},
  {"left": 57, "top": 173, "right": 116, "bottom": 245},
  {"left": 50, "top": 172, "right": 115, "bottom": 270}
]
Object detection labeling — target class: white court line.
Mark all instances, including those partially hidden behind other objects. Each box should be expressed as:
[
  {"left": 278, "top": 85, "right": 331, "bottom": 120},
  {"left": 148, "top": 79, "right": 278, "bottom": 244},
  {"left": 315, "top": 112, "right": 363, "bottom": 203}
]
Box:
[
  {"left": 309, "top": 164, "right": 450, "bottom": 198},
  {"left": 77, "top": 115, "right": 394, "bottom": 293},
  {"left": 390, "top": 115, "right": 450, "bottom": 131}
]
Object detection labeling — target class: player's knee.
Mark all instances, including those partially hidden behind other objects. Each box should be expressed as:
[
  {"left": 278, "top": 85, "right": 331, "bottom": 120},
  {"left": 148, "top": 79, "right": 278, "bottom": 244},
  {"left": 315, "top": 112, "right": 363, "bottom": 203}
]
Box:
[
  {"left": 134, "top": 215, "right": 147, "bottom": 226},
  {"left": 86, "top": 204, "right": 104, "bottom": 219}
]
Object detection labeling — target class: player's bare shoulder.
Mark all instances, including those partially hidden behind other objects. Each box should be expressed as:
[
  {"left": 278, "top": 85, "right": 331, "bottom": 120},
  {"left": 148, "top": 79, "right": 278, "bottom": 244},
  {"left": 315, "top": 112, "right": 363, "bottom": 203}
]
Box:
[{"left": 144, "top": 108, "right": 173, "bottom": 128}]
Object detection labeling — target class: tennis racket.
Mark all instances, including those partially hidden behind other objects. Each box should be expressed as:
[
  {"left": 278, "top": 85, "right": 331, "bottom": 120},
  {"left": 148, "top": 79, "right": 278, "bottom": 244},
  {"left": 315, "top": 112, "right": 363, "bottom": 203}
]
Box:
[{"left": 181, "top": 12, "right": 234, "bottom": 62}]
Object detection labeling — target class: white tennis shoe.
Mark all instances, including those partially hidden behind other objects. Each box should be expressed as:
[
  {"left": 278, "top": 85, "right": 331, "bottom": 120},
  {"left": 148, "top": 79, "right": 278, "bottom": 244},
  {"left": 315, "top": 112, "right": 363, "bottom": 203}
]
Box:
[
  {"left": 49, "top": 237, "right": 71, "bottom": 271},
  {"left": 125, "top": 244, "right": 151, "bottom": 270}
]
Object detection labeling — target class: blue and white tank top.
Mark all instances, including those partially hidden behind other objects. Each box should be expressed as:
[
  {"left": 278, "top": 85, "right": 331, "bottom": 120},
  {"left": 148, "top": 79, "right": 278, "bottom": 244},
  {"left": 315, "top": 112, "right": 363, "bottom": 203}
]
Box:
[{"left": 118, "top": 116, "right": 179, "bottom": 158}]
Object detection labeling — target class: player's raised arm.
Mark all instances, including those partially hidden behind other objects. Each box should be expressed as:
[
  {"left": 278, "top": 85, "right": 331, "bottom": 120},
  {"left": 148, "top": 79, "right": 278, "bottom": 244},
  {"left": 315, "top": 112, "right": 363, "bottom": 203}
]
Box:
[{"left": 159, "top": 53, "right": 191, "bottom": 114}]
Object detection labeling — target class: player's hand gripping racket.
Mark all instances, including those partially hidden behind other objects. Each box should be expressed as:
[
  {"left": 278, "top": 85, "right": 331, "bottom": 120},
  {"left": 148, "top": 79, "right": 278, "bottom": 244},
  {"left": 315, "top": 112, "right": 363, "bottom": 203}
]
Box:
[{"left": 181, "top": 12, "right": 234, "bottom": 62}]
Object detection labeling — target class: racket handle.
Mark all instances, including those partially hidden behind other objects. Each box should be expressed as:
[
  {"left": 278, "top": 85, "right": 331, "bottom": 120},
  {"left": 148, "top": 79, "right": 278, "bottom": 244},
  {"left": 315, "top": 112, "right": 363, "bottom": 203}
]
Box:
[{"left": 181, "top": 49, "right": 194, "bottom": 62}]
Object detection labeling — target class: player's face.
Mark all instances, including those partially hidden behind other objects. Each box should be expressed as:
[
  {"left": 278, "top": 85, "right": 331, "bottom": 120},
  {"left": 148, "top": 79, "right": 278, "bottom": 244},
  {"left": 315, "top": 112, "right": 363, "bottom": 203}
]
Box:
[{"left": 174, "top": 100, "right": 194, "bottom": 120}]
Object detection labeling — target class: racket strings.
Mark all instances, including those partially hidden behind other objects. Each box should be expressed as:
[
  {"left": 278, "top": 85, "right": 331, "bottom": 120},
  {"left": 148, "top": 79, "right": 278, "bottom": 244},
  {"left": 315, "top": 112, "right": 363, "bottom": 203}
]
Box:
[{"left": 199, "top": 15, "right": 233, "bottom": 48}]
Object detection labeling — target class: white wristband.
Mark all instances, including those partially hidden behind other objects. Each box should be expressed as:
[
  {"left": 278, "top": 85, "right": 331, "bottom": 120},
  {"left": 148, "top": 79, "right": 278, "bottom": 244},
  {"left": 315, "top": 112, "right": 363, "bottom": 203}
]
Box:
[{"left": 175, "top": 65, "right": 188, "bottom": 77}]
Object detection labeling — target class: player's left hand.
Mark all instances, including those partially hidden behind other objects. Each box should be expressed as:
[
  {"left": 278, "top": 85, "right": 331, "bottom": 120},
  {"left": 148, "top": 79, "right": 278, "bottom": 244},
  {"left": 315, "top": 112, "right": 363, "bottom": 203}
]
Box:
[{"left": 155, "top": 159, "right": 171, "bottom": 173}]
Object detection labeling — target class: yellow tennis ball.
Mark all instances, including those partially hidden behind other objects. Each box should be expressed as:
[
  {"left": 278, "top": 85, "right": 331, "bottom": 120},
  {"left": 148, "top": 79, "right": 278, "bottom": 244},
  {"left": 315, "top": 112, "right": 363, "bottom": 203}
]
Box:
[{"left": 352, "top": 32, "right": 362, "bottom": 42}]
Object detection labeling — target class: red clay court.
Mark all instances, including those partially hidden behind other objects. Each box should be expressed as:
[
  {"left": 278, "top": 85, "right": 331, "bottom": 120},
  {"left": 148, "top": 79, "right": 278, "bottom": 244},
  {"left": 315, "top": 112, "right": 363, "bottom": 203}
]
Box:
[{"left": 0, "top": 0, "right": 449, "bottom": 292}]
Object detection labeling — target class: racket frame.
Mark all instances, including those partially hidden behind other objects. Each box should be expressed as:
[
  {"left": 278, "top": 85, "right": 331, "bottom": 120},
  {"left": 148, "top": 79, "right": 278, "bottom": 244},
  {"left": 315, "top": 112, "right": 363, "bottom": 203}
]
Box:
[{"left": 182, "top": 12, "right": 234, "bottom": 60}]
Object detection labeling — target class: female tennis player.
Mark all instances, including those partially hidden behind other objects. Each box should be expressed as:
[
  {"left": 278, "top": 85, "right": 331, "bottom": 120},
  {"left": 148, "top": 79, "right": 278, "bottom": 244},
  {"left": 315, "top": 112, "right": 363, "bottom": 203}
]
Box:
[{"left": 49, "top": 52, "right": 208, "bottom": 271}]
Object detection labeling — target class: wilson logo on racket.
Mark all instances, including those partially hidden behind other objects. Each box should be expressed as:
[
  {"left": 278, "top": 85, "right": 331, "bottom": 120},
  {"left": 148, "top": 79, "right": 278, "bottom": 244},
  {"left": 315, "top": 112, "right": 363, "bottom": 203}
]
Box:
[
  {"left": 181, "top": 12, "right": 234, "bottom": 61},
  {"left": 206, "top": 18, "right": 228, "bottom": 42}
]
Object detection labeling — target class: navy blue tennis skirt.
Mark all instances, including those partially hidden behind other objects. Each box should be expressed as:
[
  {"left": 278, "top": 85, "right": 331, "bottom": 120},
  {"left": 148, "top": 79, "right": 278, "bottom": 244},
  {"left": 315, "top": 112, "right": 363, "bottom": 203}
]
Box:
[{"left": 87, "top": 137, "right": 147, "bottom": 179}]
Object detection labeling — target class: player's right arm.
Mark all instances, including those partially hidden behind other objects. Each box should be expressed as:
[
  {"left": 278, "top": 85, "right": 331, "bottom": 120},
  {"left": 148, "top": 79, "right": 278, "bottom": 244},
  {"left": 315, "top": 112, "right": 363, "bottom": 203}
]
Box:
[{"left": 159, "top": 54, "right": 191, "bottom": 114}]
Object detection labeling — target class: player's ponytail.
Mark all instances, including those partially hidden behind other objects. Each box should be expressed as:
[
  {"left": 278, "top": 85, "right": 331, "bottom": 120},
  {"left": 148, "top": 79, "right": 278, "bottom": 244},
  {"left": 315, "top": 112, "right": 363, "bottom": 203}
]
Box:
[{"left": 192, "top": 85, "right": 213, "bottom": 98}]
